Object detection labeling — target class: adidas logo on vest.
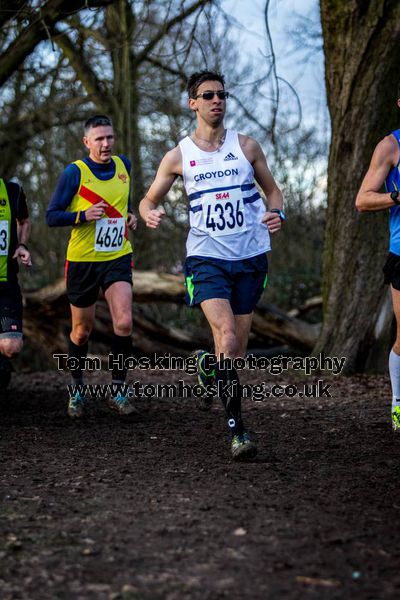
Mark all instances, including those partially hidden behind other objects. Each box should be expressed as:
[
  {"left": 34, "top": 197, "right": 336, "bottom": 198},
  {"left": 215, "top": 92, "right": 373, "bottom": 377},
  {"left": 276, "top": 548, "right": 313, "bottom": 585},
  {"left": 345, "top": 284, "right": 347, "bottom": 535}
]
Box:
[{"left": 223, "top": 152, "right": 238, "bottom": 161}]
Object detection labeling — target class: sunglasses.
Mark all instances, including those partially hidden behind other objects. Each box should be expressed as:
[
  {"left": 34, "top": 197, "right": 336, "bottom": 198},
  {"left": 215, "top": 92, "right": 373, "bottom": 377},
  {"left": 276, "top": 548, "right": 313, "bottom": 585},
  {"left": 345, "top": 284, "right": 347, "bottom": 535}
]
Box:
[{"left": 195, "top": 91, "right": 229, "bottom": 101}]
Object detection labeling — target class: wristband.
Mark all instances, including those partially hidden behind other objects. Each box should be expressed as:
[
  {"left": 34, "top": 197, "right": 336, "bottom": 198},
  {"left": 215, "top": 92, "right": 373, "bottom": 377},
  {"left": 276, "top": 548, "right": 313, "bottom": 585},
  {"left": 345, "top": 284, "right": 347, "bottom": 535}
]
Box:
[
  {"left": 390, "top": 191, "right": 400, "bottom": 205},
  {"left": 17, "top": 242, "right": 29, "bottom": 251}
]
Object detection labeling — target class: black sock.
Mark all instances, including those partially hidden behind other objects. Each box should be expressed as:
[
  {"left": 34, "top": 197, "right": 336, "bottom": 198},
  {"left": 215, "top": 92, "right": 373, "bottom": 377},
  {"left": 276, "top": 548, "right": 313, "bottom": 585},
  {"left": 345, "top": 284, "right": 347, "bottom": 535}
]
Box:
[
  {"left": 68, "top": 338, "right": 88, "bottom": 384},
  {"left": 111, "top": 333, "right": 132, "bottom": 384},
  {"left": 215, "top": 360, "right": 244, "bottom": 435}
]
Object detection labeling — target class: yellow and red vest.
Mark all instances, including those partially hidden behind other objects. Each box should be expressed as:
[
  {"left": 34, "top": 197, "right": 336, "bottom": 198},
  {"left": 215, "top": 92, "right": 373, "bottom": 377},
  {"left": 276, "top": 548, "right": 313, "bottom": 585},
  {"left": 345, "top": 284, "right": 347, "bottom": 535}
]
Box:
[{"left": 67, "top": 156, "right": 132, "bottom": 262}]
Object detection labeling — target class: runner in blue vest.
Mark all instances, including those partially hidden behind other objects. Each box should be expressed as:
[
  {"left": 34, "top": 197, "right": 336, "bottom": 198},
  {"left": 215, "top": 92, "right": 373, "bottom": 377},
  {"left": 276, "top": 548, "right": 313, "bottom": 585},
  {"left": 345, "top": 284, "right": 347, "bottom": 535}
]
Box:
[
  {"left": 0, "top": 178, "right": 31, "bottom": 390},
  {"left": 139, "top": 71, "right": 284, "bottom": 460},
  {"left": 356, "top": 88, "right": 400, "bottom": 431}
]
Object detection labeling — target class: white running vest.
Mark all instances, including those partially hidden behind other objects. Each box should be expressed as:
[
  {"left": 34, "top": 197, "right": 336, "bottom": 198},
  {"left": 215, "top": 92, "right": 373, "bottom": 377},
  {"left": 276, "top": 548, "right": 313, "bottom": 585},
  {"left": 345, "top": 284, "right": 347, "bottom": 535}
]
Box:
[{"left": 179, "top": 129, "right": 271, "bottom": 260}]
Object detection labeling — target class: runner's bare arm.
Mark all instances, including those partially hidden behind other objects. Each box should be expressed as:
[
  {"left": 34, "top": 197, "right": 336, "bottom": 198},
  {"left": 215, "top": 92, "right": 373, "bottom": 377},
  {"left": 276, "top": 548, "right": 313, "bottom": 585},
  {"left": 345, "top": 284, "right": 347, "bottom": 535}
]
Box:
[
  {"left": 356, "top": 136, "right": 399, "bottom": 212},
  {"left": 240, "top": 135, "right": 283, "bottom": 234},
  {"left": 16, "top": 217, "right": 30, "bottom": 246},
  {"left": 13, "top": 217, "right": 32, "bottom": 265},
  {"left": 139, "top": 147, "right": 182, "bottom": 229}
]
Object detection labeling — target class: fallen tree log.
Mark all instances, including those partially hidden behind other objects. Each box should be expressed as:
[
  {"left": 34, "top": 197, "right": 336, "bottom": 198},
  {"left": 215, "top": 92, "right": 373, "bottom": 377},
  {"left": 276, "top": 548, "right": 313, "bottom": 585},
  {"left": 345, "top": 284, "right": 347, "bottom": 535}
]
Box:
[
  {"left": 23, "top": 271, "right": 319, "bottom": 362},
  {"left": 287, "top": 296, "right": 323, "bottom": 319},
  {"left": 253, "top": 304, "right": 320, "bottom": 352},
  {"left": 132, "top": 270, "right": 186, "bottom": 302},
  {"left": 23, "top": 295, "right": 211, "bottom": 362}
]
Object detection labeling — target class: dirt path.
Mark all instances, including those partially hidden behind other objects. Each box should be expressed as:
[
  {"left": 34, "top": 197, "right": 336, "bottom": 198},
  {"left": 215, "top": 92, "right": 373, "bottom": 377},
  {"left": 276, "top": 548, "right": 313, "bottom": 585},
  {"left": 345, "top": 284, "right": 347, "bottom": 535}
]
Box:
[{"left": 1, "top": 369, "right": 399, "bottom": 599}]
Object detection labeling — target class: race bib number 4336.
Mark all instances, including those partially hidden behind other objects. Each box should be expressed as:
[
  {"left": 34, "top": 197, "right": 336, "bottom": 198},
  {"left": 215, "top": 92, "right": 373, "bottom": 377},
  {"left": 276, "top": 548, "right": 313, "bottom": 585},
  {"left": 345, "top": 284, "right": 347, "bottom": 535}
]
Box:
[
  {"left": 95, "top": 217, "right": 125, "bottom": 252},
  {"left": 202, "top": 188, "right": 247, "bottom": 237}
]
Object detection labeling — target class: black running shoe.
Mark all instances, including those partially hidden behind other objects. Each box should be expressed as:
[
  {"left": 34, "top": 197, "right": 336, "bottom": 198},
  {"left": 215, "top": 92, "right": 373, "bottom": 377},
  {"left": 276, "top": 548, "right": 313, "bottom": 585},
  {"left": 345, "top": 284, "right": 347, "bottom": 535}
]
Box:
[{"left": 231, "top": 431, "right": 257, "bottom": 461}]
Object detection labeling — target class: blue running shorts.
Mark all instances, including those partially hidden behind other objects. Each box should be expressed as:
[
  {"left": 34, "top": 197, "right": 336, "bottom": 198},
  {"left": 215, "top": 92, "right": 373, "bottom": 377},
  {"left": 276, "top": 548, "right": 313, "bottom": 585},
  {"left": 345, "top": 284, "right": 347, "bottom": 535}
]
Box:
[{"left": 184, "top": 254, "right": 268, "bottom": 315}]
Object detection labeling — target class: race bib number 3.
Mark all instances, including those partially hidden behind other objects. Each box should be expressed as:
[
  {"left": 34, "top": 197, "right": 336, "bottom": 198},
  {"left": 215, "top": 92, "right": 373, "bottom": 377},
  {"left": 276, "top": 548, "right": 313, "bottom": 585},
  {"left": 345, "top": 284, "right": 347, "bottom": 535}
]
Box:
[
  {"left": 95, "top": 217, "right": 125, "bottom": 252},
  {"left": 202, "top": 188, "right": 247, "bottom": 237},
  {"left": 0, "top": 220, "right": 9, "bottom": 256}
]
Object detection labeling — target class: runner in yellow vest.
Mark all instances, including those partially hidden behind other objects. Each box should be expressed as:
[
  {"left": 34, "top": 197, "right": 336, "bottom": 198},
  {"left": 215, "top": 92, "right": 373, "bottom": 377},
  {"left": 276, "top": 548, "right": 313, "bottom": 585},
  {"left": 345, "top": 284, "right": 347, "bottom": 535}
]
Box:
[
  {"left": 46, "top": 115, "right": 137, "bottom": 417},
  {"left": 0, "top": 178, "right": 32, "bottom": 390}
]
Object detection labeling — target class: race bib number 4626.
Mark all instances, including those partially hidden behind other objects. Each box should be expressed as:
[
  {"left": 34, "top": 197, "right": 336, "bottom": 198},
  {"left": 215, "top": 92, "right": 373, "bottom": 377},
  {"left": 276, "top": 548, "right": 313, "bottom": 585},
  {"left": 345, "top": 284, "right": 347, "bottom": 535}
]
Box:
[
  {"left": 202, "top": 188, "right": 247, "bottom": 237},
  {"left": 95, "top": 217, "right": 125, "bottom": 252}
]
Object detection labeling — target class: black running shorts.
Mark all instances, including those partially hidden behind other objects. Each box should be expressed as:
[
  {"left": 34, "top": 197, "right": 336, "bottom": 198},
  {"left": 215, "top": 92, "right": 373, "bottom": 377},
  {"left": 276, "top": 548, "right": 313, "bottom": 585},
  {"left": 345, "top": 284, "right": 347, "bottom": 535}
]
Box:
[
  {"left": 65, "top": 253, "right": 133, "bottom": 307},
  {"left": 383, "top": 252, "right": 400, "bottom": 290},
  {"left": 0, "top": 282, "right": 23, "bottom": 338}
]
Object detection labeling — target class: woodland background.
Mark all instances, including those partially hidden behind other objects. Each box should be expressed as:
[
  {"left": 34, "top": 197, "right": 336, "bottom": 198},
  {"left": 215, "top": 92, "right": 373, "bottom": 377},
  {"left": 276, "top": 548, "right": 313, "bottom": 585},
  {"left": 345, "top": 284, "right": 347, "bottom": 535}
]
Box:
[{"left": 1, "top": 0, "right": 399, "bottom": 372}]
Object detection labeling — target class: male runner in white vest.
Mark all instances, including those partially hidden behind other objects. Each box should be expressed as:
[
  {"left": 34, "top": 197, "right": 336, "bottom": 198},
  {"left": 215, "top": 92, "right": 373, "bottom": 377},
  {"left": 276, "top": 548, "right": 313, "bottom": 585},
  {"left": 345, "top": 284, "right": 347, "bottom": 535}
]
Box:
[{"left": 139, "top": 71, "right": 284, "bottom": 460}]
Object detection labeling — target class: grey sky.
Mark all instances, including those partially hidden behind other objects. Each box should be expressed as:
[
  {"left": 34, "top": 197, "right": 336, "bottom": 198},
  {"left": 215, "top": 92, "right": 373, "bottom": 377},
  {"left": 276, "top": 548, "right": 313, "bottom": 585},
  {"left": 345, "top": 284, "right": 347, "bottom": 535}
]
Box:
[{"left": 223, "top": 0, "right": 328, "bottom": 132}]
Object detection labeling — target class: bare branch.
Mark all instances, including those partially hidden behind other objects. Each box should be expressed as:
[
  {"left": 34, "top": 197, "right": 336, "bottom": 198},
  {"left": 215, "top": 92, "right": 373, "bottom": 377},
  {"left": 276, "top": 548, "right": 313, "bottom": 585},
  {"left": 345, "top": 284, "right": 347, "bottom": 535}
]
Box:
[
  {"left": 0, "top": 0, "right": 116, "bottom": 88},
  {"left": 264, "top": 0, "right": 279, "bottom": 142},
  {"left": 0, "top": 0, "right": 27, "bottom": 29},
  {"left": 133, "top": 0, "right": 214, "bottom": 67},
  {"left": 145, "top": 55, "right": 186, "bottom": 81},
  {"left": 51, "top": 25, "right": 117, "bottom": 115},
  {"left": 230, "top": 92, "right": 272, "bottom": 138},
  {"left": 263, "top": 0, "right": 302, "bottom": 139},
  {"left": 277, "top": 76, "right": 302, "bottom": 133}
]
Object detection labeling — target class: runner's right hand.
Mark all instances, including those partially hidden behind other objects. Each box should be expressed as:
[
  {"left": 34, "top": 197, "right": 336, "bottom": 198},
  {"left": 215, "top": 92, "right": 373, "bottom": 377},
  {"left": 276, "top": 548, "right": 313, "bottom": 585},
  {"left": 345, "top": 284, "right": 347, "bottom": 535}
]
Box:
[
  {"left": 145, "top": 207, "right": 166, "bottom": 229},
  {"left": 84, "top": 201, "right": 108, "bottom": 222}
]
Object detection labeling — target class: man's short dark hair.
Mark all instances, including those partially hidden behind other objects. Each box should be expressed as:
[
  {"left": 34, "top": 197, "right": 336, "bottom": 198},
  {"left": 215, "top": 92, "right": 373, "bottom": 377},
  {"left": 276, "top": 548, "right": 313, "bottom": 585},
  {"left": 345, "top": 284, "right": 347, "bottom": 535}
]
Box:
[
  {"left": 187, "top": 71, "right": 225, "bottom": 99},
  {"left": 84, "top": 115, "right": 113, "bottom": 135}
]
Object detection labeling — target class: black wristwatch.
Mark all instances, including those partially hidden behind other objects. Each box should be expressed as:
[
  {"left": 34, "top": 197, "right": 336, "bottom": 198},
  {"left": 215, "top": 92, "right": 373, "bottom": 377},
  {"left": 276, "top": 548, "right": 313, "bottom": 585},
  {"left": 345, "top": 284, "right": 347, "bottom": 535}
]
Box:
[
  {"left": 270, "top": 208, "right": 286, "bottom": 221},
  {"left": 391, "top": 190, "right": 400, "bottom": 205}
]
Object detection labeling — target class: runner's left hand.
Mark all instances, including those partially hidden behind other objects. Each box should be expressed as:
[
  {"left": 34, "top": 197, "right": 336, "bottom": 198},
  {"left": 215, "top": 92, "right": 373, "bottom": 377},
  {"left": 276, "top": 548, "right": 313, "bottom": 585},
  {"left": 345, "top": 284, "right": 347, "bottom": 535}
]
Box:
[
  {"left": 13, "top": 246, "right": 32, "bottom": 267},
  {"left": 262, "top": 211, "right": 281, "bottom": 233},
  {"left": 127, "top": 213, "right": 138, "bottom": 230}
]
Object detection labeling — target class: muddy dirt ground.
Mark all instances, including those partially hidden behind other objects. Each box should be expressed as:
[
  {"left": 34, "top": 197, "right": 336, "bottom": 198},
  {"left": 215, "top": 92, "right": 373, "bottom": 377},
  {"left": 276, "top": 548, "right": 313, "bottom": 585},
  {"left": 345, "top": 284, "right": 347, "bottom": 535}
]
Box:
[{"left": 1, "top": 367, "right": 400, "bottom": 600}]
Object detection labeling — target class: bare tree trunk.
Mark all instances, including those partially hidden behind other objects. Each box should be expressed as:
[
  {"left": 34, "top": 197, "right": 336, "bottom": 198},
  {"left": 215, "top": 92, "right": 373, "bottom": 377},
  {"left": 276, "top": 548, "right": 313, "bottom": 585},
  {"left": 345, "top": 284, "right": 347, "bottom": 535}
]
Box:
[
  {"left": 315, "top": 0, "right": 400, "bottom": 371},
  {"left": 104, "top": 1, "right": 145, "bottom": 205}
]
